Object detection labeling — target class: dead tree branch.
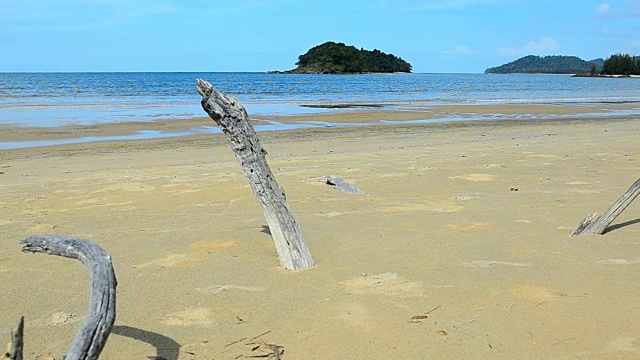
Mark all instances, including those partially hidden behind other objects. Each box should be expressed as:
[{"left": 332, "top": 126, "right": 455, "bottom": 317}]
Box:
[
  {"left": 21, "top": 234, "right": 117, "bottom": 360},
  {"left": 197, "top": 79, "right": 314, "bottom": 270}
]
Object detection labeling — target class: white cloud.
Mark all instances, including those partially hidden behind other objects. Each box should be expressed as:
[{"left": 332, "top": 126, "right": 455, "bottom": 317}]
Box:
[
  {"left": 596, "top": 3, "right": 611, "bottom": 15},
  {"left": 599, "top": 27, "right": 633, "bottom": 37},
  {"left": 441, "top": 45, "right": 476, "bottom": 55},
  {"left": 497, "top": 37, "right": 558, "bottom": 57},
  {"left": 594, "top": 1, "right": 640, "bottom": 18}
]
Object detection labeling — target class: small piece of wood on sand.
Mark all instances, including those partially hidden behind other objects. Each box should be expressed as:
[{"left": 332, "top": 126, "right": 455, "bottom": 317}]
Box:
[{"left": 572, "top": 178, "right": 640, "bottom": 235}]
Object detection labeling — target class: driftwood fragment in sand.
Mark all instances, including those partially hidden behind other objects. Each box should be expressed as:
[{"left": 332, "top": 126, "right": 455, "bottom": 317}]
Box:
[
  {"left": 319, "top": 175, "right": 363, "bottom": 194},
  {"left": 196, "top": 79, "right": 314, "bottom": 271},
  {"left": 20, "top": 234, "right": 117, "bottom": 360},
  {"left": 572, "top": 178, "right": 640, "bottom": 235},
  {"left": 7, "top": 317, "right": 24, "bottom": 360},
  {"left": 245, "top": 341, "right": 285, "bottom": 359}
]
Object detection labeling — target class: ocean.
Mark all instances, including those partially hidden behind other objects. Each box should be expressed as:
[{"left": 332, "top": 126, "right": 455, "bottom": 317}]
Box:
[
  {"left": 1, "top": 72, "right": 640, "bottom": 149},
  {"left": 2, "top": 72, "right": 640, "bottom": 127}
]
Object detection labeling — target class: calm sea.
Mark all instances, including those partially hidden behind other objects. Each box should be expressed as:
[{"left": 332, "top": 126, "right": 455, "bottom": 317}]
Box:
[{"left": 2, "top": 72, "right": 640, "bottom": 128}]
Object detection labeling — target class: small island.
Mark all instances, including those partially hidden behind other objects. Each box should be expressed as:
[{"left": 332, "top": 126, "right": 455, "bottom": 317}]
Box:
[{"left": 270, "top": 41, "right": 412, "bottom": 74}]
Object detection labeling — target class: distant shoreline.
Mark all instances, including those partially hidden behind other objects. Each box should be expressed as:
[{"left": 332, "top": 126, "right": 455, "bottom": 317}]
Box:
[
  {"left": 267, "top": 70, "right": 411, "bottom": 75},
  {"left": 572, "top": 74, "right": 640, "bottom": 78}
]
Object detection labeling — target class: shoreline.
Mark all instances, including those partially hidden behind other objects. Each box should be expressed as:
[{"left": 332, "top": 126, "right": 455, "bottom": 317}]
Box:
[
  {"left": 1, "top": 114, "right": 638, "bottom": 359},
  {"left": 2, "top": 102, "right": 640, "bottom": 150},
  {"left": 2, "top": 114, "right": 638, "bottom": 158}
]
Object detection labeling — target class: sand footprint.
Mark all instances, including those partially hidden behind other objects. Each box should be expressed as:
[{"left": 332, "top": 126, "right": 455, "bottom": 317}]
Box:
[
  {"left": 446, "top": 222, "right": 491, "bottom": 231},
  {"left": 476, "top": 164, "right": 505, "bottom": 169},
  {"left": 464, "top": 260, "right": 532, "bottom": 268},
  {"left": 135, "top": 240, "right": 241, "bottom": 269},
  {"left": 316, "top": 211, "right": 344, "bottom": 218},
  {"left": 607, "top": 336, "right": 640, "bottom": 354},
  {"left": 29, "top": 312, "right": 82, "bottom": 327},
  {"left": 197, "top": 284, "right": 265, "bottom": 294},
  {"left": 510, "top": 284, "right": 566, "bottom": 302},
  {"left": 163, "top": 306, "right": 214, "bottom": 326},
  {"left": 529, "top": 154, "right": 558, "bottom": 159},
  {"left": 135, "top": 253, "right": 204, "bottom": 269},
  {"left": 339, "top": 272, "right": 424, "bottom": 297},
  {"left": 515, "top": 220, "right": 531, "bottom": 224},
  {"left": 93, "top": 182, "right": 155, "bottom": 193},
  {"left": 597, "top": 257, "right": 640, "bottom": 265},
  {"left": 377, "top": 201, "right": 465, "bottom": 214},
  {"left": 450, "top": 174, "right": 495, "bottom": 182},
  {"left": 49, "top": 312, "right": 81, "bottom": 326}
]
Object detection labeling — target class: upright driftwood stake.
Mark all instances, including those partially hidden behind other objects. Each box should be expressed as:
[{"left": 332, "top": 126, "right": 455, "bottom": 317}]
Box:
[
  {"left": 9, "top": 317, "right": 24, "bottom": 360},
  {"left": 572, "top": 178, "right": 640, "bottom": 235},
  {"left": 21, "top": 234, "right": 117, "bottom": 360},
  {"left": 197, "top": 79, "right": 315, "bottom": 271}
]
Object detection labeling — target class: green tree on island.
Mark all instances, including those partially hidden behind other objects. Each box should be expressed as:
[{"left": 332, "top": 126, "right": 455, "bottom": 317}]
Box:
[{"left": 601, "top": 53, "right": 640, "bottom": 75}]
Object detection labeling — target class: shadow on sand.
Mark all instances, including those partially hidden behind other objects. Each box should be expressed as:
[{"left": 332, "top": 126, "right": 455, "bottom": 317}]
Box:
[
  {"left": 604, "top": 218, "right": 640, "bottom": 234},
  {"left": 112, "top": 325, "right": 181, "bottom": 360}
]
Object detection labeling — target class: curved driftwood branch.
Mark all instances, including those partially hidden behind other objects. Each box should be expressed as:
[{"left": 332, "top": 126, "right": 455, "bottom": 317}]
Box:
[
  {"left": 21, "top": 234, "right": 117, "bottom": 360},
  {"left": 197, "top": 79, "right": 315, "bottom": 271},
  {"left": 572, "top": 178, "right": 640, "bottom": 235}
]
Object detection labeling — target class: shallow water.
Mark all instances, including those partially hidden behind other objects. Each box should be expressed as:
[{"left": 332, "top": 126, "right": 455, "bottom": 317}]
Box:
[{"left": 2, "top": 72, "right": 640, "bottom": 127}]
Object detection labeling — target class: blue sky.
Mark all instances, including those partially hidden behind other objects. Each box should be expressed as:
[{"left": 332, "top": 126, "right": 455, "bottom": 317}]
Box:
[{"left": 1, "top": 0, "right": 639, "bottom": 73}]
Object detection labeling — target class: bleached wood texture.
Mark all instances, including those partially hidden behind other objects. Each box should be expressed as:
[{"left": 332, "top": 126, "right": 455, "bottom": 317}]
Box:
[
  {"left": 21, "top": 234, "right": 117, "bottom": 360},
  {"left": 197, "top": 79, "right": 315, "bottom": 271},
  {"left": 572, "top": 178, "right": 640, "bottom": 235},
  {"left": 8, "top": 317, "right": 24, "bottom": 360}
]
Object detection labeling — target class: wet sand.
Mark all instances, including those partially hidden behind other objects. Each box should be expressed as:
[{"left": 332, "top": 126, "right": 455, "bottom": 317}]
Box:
[
  {"left": 1, "top": 115, "right": 639, "bottom": 359},
  {"left": 1, "top": 102, "right": 639, "bottom": 143}
]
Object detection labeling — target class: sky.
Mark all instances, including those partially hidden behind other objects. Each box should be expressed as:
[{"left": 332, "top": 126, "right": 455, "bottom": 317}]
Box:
[{"left": 1, "top": 0, "right": 639, "bottom": 73}]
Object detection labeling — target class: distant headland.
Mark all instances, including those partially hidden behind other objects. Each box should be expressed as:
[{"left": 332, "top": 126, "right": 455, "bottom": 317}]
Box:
[
  {"left": 486, "top": 53, "right": 640, "bottom": 77},
  {"left": 485, "top": 55, "right": 604, "bottom": 74},
  {"left": 269, "top": 41, "right": 412, "bottom": 74}
]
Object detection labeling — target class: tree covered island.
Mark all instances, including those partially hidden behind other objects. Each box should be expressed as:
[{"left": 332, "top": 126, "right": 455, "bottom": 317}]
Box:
[{"left": 270, "top": 41, "right": 412, "bottom": 74}]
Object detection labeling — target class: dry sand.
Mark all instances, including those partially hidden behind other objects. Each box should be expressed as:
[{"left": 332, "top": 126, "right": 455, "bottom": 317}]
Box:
[{"left": 1, "top": 115, "right": 639, "bottom": 359}]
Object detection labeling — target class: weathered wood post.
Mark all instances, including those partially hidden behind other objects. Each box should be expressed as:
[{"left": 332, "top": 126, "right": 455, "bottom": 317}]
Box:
[
  {"left": 572, "top": 178, "right": 640, "bottom": 235},
  {"left": 8, "top": 317, "right": 24, "bottom": 360},
  {"left": 196, "top": 79, "right": 315, "bottom": 270},
  {"left": 20, "top": 234, "right": 117, "bottom": 360}
]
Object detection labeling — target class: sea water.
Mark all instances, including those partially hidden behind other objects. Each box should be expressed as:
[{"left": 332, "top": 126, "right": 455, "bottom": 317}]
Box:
[{"left": 2, "top": 72, "right": 640, "bottom": 128}]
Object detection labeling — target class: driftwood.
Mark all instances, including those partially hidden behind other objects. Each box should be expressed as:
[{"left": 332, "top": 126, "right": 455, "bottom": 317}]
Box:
[
  {"left": 20, "top": 234, "right": 117, "bottom": 360},
  {"left": 197, "top": 79, "right": 314, "bottom": 271},
  {"left": 572, "top": 178, "right": 640, "bottom": 235},
  {"left": 7, "top": 317, "right": 24, "bottom": 360},
  {"left": 319, "top": 175, "right": 363, "bottom": 194}
]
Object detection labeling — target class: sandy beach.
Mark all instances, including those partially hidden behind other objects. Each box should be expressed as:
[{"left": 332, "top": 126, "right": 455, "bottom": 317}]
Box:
[{"left": 1, "top": 114, "right": 639, "bottom": 359}]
